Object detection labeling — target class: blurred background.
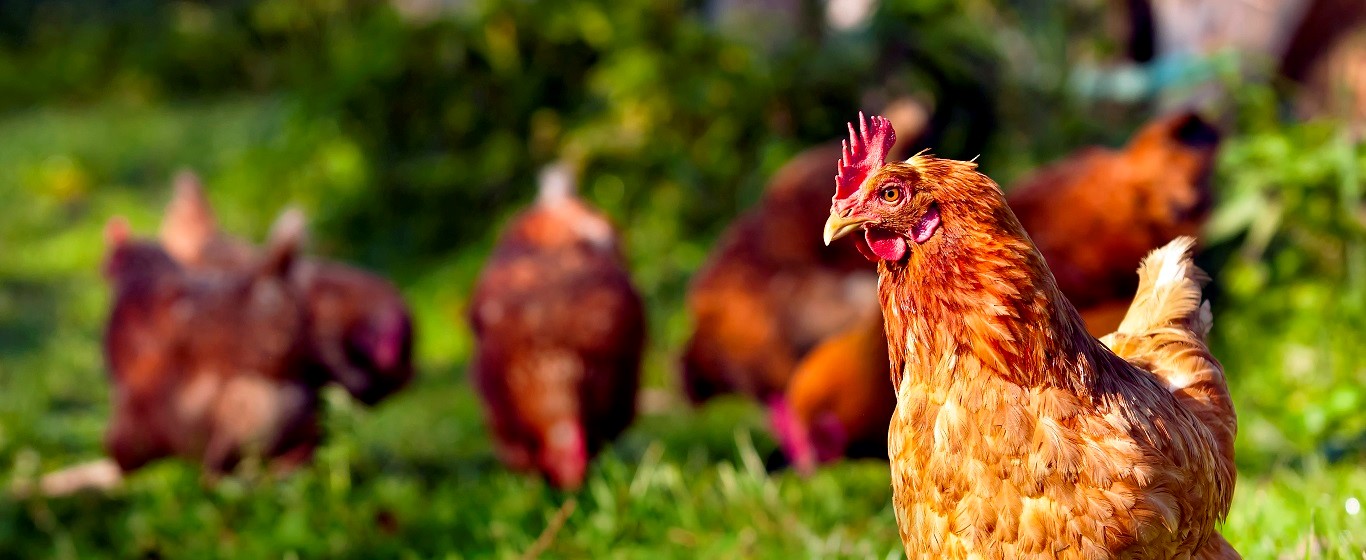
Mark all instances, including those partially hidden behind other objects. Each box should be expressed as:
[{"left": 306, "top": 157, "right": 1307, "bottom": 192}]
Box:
[{"left": 0, "top": 0, "right": 1363, "bottom": 557}]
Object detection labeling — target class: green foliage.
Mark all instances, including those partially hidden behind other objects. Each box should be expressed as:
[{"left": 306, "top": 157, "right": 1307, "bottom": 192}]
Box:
[
  {"left": 1204, "top": 88, "right": 1366, "bottom": 470},
  {"left": 0, "top": 0, "right": 1010, "bottom": 274}
]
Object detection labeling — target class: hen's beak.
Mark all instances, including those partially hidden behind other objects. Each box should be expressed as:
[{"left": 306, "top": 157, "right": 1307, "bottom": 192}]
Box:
[{"left": 823, "top": 212, "right": 870, "bottom": 246}]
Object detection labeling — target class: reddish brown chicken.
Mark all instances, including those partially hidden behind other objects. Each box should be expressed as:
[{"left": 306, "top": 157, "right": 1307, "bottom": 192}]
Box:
[
  {"left": 769, "top": 308, "right": 894, "bottom": 475},
  {"left": 468, "top": 163, "right": 646, "bottom": 490},
  {"left": 1008, "top": 112, "right": 1220, "bottom": 334},
  {"left": 102, "top": 212, "right": 321, "bottom": 476},
  {"left": 824, "top": 114, "right": 1238, "bottom": 558},
  {"left": 681, "top": 101, "right": 928, "bottom": 406},
  {"left": 159, "top": 172, "right": 415, "bottom": 404},
  {"left": 768, "top": 112, "right": 1219, "bottom": 472},
  {"left": 680, "top": 142, "right": 877, "bottom": 404}
]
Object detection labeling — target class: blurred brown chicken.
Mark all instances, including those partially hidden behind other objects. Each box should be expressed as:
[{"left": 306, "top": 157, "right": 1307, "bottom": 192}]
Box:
[
  {"left": 681, "top": 100, "right": 927, "bottom": 406},
  {"left": 769, "top": 309, "right": 894, "bottom": 475},
  {"left": 1009, "top": 111, "right": 1219, "bottom": 334},
  {"left": 680, "top": 143, "right": 876, "bottom": 404},
  {"left": 102, "top": 212, "right": 320, "bottom": 476},
  {"left": 467, "top": 163, "right": 646, "bottom": 490},
  {"left": 768, "top": 111, "right": 1220, "bottom": 472},
  {"left": 159, "top": 172, "right": 415, "bottom": 405}
]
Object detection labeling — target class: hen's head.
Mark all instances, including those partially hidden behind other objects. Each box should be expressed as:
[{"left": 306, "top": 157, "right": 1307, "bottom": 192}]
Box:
[
  {"left": 768, "top": 396, "right": 847, "bottom": 476},
  {"left": 102, "top": 217, "right": 181, "bottom": 286},
  {"left": 160, "top": 170, "right": 218, "bottom": 265},
  {"left": 823, "top": 113, "right": 1015, "bottom": 263},
  {"left": 1123, "top": 112, "right": 1220, "bottom": 226},
  {"left": 344, "top": 306, "right": 415, "bottom": 405},
  {"left": 538, "top": 419, "right": 588, "bottom": 490}
]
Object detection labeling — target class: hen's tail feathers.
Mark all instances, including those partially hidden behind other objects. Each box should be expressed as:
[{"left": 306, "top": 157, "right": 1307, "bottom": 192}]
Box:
[
  {"left": 10, "top": 459, "right": 124, "bottom": 499},
  {"left": 160, "top": 170, "right": 219, "bottom": 263},
  {"left": 1102, "top": 237, "right": 1236, "bottom": 488},
  {"left": 260, "top": 208, "right": 307, "bottom": 278},
  {"left": 1106, "top": 236, "right": 1211, "bottom": 342},
  {"left": 537, "top": 161, "right": 578, "bottom": 206},
  {"left": 1102, "top": 236, "right": 1221, "bottom": 395}
]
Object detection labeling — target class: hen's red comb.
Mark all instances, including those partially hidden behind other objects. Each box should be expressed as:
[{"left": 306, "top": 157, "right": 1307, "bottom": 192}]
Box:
[{"left": 834, "top": 112, "right": 896, "bottom": 201}]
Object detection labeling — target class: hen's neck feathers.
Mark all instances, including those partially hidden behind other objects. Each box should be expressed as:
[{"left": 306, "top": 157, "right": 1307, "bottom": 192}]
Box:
[{"left": 878, "top": 164, "right": 1121, "bottom": 397}]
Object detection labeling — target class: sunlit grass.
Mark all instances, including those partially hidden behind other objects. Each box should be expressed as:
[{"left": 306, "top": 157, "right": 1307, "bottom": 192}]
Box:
[{"left": 6, "top": 396, "right": 1364, "bottom": 558}]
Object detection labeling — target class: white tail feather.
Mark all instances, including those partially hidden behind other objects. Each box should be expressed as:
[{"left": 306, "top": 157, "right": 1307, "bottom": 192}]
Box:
[
  {"left": 537, "top": 161, "right": 578, "bottom": 205},
  {"left": 1109, "top": 236, "right": 1211, "bottom": 341}
]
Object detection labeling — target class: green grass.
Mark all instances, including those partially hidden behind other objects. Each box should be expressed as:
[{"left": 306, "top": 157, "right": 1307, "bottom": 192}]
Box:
[{"left": 2, "top": 99, "right": 1364, "bottom": 559}]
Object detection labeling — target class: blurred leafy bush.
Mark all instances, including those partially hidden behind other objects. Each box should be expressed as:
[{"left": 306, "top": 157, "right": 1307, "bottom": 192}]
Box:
[
  {"left": 0, "top": 0, "right": 1008, "bottom": 267},
  {"left": 1204, "top": 87, "right": 1366, "bottom": 468},
  {"left": 0, "top": 0, "right": 1020, "bottom": 372}
]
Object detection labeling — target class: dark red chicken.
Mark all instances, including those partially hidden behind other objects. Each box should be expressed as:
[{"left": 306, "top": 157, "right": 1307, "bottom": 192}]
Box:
[
  {"left": 102, "top": 212, "right": 320, "bottom": 475},
  {"left": 467, "top": 163, "right": 646, "bottom": 490},
  {"left": 158, "top": 172, "right": 414, "bottom": 404}
]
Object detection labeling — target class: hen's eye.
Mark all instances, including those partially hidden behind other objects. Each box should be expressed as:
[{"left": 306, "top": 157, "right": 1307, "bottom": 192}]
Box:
[{"left": 880, "top": 187, "right": 902, "bottom": 203}]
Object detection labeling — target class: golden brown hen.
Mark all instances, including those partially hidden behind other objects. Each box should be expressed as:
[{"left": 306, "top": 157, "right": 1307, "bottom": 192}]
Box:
[
  {"left": 824, "top": 114, "right": 1237, "bottom": 559},
  {"left": 102, "top": 212, "right": 320, "bottom": 476},
  {"left": 468, "top": 163, "right": 646, "bottom": 490},
  {"left": 159, "top": 172, "right": 415, "bottom": 405},
  {"left": 767, "top": 112, "right": 1219, "bottom": 473}
]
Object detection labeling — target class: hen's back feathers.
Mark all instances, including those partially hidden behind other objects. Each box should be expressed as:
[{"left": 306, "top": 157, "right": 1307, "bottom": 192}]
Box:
[{"left": 1102, "top": 237, "right": 1237, "bottom": 470}]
